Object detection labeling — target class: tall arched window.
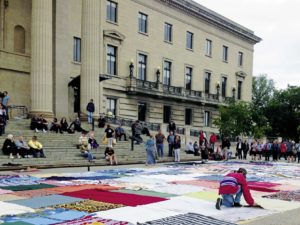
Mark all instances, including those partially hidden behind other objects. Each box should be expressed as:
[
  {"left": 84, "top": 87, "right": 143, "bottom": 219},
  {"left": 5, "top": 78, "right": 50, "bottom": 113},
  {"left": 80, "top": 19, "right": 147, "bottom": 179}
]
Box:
[{"left": 14, "top": 25, "right": 25, "bottom": 53}]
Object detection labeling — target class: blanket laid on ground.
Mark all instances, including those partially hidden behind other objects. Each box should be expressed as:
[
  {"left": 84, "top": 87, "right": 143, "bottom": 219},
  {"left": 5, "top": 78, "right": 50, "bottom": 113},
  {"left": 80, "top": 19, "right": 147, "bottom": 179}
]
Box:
[
  {"left": 262, "top": 190, "right": 300, "bottom": 202},
  {"left": 51, "top": 215, "right": 133, "bottom": 225},
  {"left": 62, "top": 189, "right": 168, "bottom": 206},
  {"left": 9, "top": 195, "right": 83, "bottom": 209},
  {"left": 56, "top": 200, "right": 124, "bottom": 213},
  {"left": 0, "top": 183, "right": 56, "bottom": 191}
]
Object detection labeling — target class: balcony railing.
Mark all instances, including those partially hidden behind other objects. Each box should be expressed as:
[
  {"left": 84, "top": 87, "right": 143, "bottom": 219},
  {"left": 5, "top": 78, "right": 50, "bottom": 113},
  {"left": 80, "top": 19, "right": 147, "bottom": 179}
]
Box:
[
  {"left": 127, "top": 76, "right": 226, "bottom": 105},
  {"left": 106, "top": 115, "right": 160, "bottom": 131},
  {"left": 136, "top": 79, "right": 158, "bottom": 89}
]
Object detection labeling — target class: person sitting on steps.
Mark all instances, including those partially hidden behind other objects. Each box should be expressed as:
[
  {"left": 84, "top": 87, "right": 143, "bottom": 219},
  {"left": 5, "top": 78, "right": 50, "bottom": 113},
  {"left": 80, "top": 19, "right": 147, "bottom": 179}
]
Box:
[
  {"left": 15, "top": 136, "right": 31, "bottom": 158},
  {"left": 50, "top": 118, "right": 63, "bottom": 133},
  {"left": 88, "top": 132, "right": 99, "bottom": 149},
  {"left": 68, "top": 117, "right": 88, "bottom": 133},
  {"left": 2, "top": 134, "right": 21, "bottom": 159},
  {"left": 115, "top": 124, "right": 127, "bottom": 141},
  {"left": 105, "top": 147, "right": 118, "bottom": 165},
  {"left": 28, "top": 136, "right": 46, "bottom": 158}
]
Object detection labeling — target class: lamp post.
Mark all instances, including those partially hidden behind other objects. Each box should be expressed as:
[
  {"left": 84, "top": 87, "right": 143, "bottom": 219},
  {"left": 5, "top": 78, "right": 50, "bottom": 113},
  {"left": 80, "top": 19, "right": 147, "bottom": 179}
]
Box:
[
  {"left": 232, "top": 86, "right": 236, "bottom": 99},
  {"left": 156, "top": 66, "right": 160, "bottom": 87},
  {"left": 129, "top": 59, "right": 134, "bottom": 78},
  {"left": 216, "top": 82, "right": 220, "bottom": 99}
]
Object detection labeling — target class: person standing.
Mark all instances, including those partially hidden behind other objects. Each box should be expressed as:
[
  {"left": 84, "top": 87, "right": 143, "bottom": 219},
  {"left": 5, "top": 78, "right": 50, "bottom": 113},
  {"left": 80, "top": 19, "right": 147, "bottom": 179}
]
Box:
[
  {"left": 0, "top": 103, "right": 7, "bottom": 135},
  {"left": 86, "top": 99, "right": 95, "bottom": 124},
  {"left": 242, "top": 140, "right": 249, "bottom": 160},
  {"left": 236, "top": 139, "right": 243, "bottom": 160},
  {"left": 209, "top": 133, "right": 217, "bottom": 151},
  {"left": 155, "top": 129, "right": 166, "bottom": 159},
  {"left": 167, "top": 131, "right": 175, "bottom": 157},
  {"left": 2, "top": 91, "right": 10, "bottom": 120},
  {"left": 222, "top": 137, "right": 231, "bottom": 161},
  {"left": 173, "top": 135, "right": 181, "bottom": 162},
  {"left": 168, "top": 120, "right": 176, "bottom": 134},
  {"left": 104, "top": 124, "right": 114, "bottom": 147},
  {"left": 145, "top": 135, "right": 156, "bottom": 165}
]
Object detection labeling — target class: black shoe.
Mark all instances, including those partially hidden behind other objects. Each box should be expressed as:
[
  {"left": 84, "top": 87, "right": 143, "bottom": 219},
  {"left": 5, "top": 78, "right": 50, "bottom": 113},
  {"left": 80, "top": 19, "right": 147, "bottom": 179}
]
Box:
[
  {"left": 233, "top": 202, "right": 242, "bottom": 207},
  {"left": 216, "top": 198, "right": 222, "bottom": 210}
]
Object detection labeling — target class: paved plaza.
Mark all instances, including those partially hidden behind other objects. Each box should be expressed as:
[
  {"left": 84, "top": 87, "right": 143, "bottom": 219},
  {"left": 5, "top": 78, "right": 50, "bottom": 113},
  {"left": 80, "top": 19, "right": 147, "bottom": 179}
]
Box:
[{"left": 0, "top": 161, "right": 300, "bottom": 225}]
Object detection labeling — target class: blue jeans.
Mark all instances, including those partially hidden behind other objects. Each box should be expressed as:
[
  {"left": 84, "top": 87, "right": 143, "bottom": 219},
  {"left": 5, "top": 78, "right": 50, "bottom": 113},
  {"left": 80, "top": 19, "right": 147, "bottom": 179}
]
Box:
[
  {"left": 156, "top": 143, "right": 164, "bottom": 158},
  {"left": 222, "top": 185, "right": 242, "bottom": 207},
  {"left": 87, "top": 111, "right": 93, "bottom": 123},
  {"left": 82, "top": 151, "right": 94, "bottom": 161}
]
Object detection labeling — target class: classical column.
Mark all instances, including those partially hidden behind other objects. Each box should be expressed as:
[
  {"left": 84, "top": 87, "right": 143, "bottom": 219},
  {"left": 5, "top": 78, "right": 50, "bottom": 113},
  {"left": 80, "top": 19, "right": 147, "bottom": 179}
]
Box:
[
  {"left": 30, "top": 0, "right": 53, "bottom": 117},
  {"left": 80, "top": 0, "right": 100, "bottom": 116}
]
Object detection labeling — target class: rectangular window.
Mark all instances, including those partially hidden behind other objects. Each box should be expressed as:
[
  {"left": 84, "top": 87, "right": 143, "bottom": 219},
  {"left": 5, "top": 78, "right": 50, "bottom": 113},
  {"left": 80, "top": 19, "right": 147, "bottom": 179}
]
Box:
[
  {"left": 221, "top": 76, "right": 227, "bottom": 97},
  {"left": 186, "top": 31, "right": 193, "bottom": 49},
  {"left": 107, "top": 45, "right": 117, "bottom": 75},
  {"left": 204, "top": 71, "right": 211, "bottom": 94},
  {"left": 164, "top": 23, "right": 172, "bottom": 42},
  {"left": 138, "top": 102, "right": 147, "bottom": 122},
  {"left": 185, "top": 67, "right": 192, "bottom": 90},
  {"left": 73, "top": 37, "right": 81, "bottom": 62},
  {"left": 238, "top": 51, "right": 243, "bottom": 66},
  {"left": 238, "top": 81, "right": 242, "bottom": 100},
  {"left": 204, "top": 111, "right": 210, "bottom": 127},
  {"left": 163, "top": 61, "right": 171, "bottom": 86},
  {"left": 223, "top": 45, "right": 228, "bottom": 62},
  {"left": 185, "top": 108, "right": 192, "bottom": 125},
  {"left": 206, "top": 39, "right": 212, "bottom": 56},
  {"left": 138, "top": 12, "right": 148, "bottom": 34},
  {"left": 107, "top": 98, "right": 116, "bottom": 116},
  {"left": 138, "top": 53, "right": 147, "bottom": 80},
  {"left": 106, "top": 0, "right": 117, "bottom": 23},
  {"left": 163, "top": 106, "right": 171, "bottom": 123}
]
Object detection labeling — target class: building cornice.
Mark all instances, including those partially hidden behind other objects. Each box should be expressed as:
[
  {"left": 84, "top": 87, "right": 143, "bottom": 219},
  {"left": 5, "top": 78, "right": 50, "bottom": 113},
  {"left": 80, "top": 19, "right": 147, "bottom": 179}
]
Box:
[{"left": 159, "top": 0, "right": 262, "bottom": 44}]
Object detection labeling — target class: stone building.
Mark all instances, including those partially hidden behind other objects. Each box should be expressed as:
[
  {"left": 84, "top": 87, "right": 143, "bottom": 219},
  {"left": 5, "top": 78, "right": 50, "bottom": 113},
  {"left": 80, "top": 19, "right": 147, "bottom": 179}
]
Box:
[{"left": 0, "top": 0, "right": 261, "bottom": 136}]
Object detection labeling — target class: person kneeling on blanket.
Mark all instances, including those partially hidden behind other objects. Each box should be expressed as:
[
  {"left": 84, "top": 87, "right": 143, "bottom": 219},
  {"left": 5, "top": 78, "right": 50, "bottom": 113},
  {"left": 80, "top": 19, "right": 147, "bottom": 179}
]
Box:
[{"left": 216, "top": 168, "right": 259, "bottom": 209}]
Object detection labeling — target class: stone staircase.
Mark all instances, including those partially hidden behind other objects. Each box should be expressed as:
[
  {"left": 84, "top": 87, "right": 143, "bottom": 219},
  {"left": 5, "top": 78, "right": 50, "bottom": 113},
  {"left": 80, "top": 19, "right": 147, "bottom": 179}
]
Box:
[{"left": 0, "top": 119, "right": 199, "bottom": 170}]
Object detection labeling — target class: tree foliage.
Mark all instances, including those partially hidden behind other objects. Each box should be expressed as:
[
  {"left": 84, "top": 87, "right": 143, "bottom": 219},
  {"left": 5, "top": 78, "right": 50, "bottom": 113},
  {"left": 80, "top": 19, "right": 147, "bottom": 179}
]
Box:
[
  {"left": 265, "top": 86, "right": 300, "bottom": 141},
  {"left": 214, "top": 99, "right": 252, "bottom": 138}
]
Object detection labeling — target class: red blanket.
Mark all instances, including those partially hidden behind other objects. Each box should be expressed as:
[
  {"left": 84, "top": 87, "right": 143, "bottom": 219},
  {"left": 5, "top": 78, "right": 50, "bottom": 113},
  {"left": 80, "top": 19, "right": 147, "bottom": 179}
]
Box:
[{"left": 62, "top": 189, "right": 168, "bottom": 206}]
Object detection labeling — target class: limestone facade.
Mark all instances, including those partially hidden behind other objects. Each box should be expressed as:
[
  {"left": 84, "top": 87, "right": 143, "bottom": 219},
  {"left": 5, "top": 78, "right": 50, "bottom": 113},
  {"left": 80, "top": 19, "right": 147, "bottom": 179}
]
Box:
[{"left": 0, "top": 0, "right": 261, "bottom": 136}]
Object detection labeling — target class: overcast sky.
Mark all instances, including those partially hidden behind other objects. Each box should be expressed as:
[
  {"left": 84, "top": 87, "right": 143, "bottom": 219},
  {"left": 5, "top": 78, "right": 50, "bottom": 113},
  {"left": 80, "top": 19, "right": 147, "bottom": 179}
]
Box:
[{"left": 194, "top": 0, "right": 300, "bottom": 89}]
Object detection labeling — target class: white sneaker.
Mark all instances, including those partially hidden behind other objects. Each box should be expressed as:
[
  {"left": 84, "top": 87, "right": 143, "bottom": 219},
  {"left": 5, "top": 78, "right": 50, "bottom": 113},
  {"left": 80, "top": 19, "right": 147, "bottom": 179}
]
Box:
[
  {"left": 43, "top": 129, "right": 47, "bottom": 133},
  {"left": 35, "top": 128, "right": 39, "bottom": 133},
  {"left": 9, "top": 155, "right": 14, "bottom": 159},
  {"left": 17, "top": 155, "right": 21, "bottom": 159}
]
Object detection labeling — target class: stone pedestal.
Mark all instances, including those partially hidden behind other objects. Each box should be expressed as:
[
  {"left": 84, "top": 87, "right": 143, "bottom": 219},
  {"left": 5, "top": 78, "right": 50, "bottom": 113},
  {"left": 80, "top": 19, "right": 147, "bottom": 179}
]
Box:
[
  {"left": 80, "top": 0, "right": 100, "bottom": 116},
  {"left": 30, "top": 0, "right": 53, "bottom": 118}
]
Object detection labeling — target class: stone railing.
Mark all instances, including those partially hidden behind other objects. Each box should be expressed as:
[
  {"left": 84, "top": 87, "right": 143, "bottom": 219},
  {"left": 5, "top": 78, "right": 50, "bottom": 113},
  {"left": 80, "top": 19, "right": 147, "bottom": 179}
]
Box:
[
  {"left": 127, "top": 76, "right": 227, "bottom": 105},
  {"left": 8, "top": 105, "right": 29, "bottom": 119},
  {"left": 106, "top": 115, "right": 160, "bottom": 131}
]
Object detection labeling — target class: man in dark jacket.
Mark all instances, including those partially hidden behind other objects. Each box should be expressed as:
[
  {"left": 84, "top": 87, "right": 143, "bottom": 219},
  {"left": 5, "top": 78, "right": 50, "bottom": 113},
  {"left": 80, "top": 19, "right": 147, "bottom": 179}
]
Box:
[{"left": 86, "top": 99, "right": 95, "bottom": 124}]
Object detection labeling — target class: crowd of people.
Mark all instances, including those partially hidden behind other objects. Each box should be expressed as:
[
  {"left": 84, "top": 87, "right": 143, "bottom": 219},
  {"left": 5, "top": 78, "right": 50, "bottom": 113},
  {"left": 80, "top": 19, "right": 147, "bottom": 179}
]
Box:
[
  {"left": 1, "top": 134, "right": 45, "bottom": 159},
  {"left": 2, "top": 95, "right": 300, "bottom": 166}
]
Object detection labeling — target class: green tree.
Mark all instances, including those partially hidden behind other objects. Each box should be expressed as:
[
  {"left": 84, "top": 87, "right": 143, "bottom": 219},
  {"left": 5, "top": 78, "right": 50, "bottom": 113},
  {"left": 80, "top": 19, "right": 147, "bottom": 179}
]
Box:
[
  {"left": 251, "top": 74, "right": 275, "bottom": 138},
  {"left": 214, "top": 100, "right": 252, "bottom": 138},
  {"left": 265, "top": 86, "right": 300, "bottom": 141}
]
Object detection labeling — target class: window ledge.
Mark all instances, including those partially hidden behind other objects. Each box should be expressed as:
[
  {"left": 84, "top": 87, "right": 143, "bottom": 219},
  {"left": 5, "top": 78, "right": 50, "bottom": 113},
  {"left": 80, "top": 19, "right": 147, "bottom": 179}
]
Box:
[
  {"left": 72, "top": 61, "right": 81, "bottom": 65},
  {"left": 106, "top": 20, "right": 119, "bottom": 26},
  {"left": 164, "top": 40, "right": 173, "bottom": 45},
  {"left": 138, "top": 31, "right": 149, "bottom": 36}
]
